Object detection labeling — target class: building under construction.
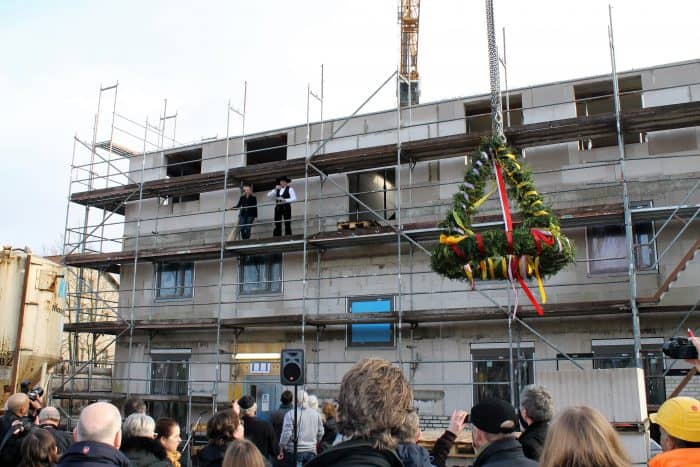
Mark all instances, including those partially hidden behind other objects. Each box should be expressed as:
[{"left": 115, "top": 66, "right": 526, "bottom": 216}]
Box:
[{"left": 55, "top": 57, "right": 700, "bottom": 436}]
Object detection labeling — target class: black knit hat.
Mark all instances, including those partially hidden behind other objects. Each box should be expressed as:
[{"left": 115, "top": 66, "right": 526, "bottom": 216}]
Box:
[
  {"left": 238, "top": 395, "right": 255, "bottom": 410},
  {"left": 470, "top": 398, "right": 518, "bottom": 434}
]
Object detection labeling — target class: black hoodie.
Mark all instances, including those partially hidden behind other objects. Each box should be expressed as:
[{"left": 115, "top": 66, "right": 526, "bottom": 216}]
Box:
[
  {"left": 306, "top": 438, "right": 403, "bottom": 467},
  {"left": 57, "top": 440, "right": 131, "bottom": 467}
]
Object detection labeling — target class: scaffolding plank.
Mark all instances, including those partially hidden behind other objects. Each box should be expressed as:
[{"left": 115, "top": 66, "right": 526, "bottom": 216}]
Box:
[{"left": 70, "top": 101, "right": 700, "bottom": 212}]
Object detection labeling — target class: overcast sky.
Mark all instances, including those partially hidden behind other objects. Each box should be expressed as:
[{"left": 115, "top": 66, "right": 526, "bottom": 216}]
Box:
[{"left": 1, "top": 0, "right": 699, "bottom": 253}]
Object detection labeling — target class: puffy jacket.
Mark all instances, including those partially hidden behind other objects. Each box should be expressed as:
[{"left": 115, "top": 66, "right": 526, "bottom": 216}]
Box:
[
  {"left": 396, "top": 443, "right": 434, "bottom": 467},
  {"left": 57, "top": 440, "right": 131, "bottom": 467},
  {"left": 517, "top": 420, "right": 548, "bottom": 461},
  {"left": 120, "top": 436, "right": 171, "bottom": 467},
  {"left": 472, "top": 438, "right": 537, "bottom": 467},
  {"left": 305, "top": 438, "right": 403, "bottom": 467}
]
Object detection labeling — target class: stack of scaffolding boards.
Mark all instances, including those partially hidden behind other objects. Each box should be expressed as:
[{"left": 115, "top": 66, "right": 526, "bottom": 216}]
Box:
[
  {"left": 336, "top": 220, "right": 378, "bottom": 231},
  {"left": 536, "top": 368, "right": 649, "bottom": 466}
]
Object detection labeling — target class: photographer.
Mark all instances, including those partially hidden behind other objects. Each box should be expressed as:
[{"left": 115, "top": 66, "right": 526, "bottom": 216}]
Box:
[{"left": 0, "top": 392, "right": 35, "bottom": 464}]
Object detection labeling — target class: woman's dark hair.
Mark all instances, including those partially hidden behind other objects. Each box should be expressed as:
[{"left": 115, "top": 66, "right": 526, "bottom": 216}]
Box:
[
  {"left": 156, "top": 417, "right": 179, "bottom": 440},
  {"left": 19, "top": 428, "right": 59, "bottom": 467},
  {"left": 206, "top": 410, "right": 241, "bottom": 446}
]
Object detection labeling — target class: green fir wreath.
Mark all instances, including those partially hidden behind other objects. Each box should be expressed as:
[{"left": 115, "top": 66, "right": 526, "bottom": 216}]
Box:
[{"left": 431, "top": 138, "right": 575, "bottom": 289}]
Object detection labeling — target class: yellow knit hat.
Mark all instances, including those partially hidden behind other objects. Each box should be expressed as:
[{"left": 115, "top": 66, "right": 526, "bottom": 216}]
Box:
[{"left": 650, "top": 396, "right": 700, "bottom": 442}]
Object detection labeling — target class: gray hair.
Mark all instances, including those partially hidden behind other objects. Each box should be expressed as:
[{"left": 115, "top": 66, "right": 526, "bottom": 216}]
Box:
[
  {"left": 308, "top": 395, "right": 319, "bottom": 410},
  {"left": 520, "top": 384, "right": 554, "bottom": 422},
  {"left": 297, "top": 390, "right": 309, "bottom": 408},
  {"left": 38, "top": 406, "right": 61, "bottom": 424},
  {"left": 123, "top": 413, "right": 156, "bottom": 438}
]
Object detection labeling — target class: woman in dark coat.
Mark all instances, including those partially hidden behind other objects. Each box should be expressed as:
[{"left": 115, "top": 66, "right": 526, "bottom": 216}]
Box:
[
  {"left": 194, "top": 410, "right": 244, "bottom": 467},
  {"left": 120, "top": 413, "right": 171, "bottom": 467}
]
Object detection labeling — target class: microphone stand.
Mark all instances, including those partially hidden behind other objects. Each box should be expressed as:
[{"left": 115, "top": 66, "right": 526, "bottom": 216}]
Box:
[{"left": 182, "top": 410, "right": 206, "bottom": 453}]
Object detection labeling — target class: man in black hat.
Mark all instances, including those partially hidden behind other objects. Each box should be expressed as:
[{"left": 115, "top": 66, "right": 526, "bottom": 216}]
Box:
[
  {"left": 267, "top": 176, "right": 296, "bottom": 236},
  {"left": 238, "top": 395, "right": 280, "bottom": 462},
  {"left": 469, "top": 399, "right": 536, "bottom": 467}
]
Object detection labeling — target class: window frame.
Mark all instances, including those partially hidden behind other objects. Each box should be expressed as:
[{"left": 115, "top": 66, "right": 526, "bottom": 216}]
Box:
[
  {"left": 585, "top": 202, "right": 657, "bottom": 275},
  {"left": 470, "top": 342, "right": 535, "bottom": 407},
  {"left": 155, "top": 262, "right": 194, "bottom": 301},
  {"left": 238, "top": 254, "right": 283, "bottom": 296},
  {"left": 149, "top": 349, "right": 191, "bottom": 396},
  {"left": 346, "top": 295, "right": 395, "bottom": 348},
  {"left": 591, "top": 338, "right": 667, "bottom": 406}
]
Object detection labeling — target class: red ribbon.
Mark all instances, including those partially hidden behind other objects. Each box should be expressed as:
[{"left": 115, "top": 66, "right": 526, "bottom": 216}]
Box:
[
  {"left": 494, "top": 162, "right": 513, "bottom": 232},
  {"left": 450, "top": 244, "right": 466, "bottom": 259},
  {"left": 510, "top": 256, "right": 545, "bottom": 316},
  {"left": 531, "top": 229, "right": 555, "bottom": 255},
  {"left": 475, "top": 234, "right": 485, "bottom": 256},
  {"left": 505, "top": 231, "right": 513, "bottom": 253}
]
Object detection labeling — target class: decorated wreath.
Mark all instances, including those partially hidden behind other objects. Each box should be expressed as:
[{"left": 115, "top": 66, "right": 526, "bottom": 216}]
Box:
[{"left": 431, "top": 137, "right": 575, "bottom": 314}]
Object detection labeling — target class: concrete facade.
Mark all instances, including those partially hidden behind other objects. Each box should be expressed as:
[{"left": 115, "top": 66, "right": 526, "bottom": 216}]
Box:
[{"left": 78, "top": 60, "right": 700, "bottom": 426}]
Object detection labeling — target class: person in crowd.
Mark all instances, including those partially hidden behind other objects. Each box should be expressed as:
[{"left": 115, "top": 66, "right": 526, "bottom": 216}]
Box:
[
  {"left": 120, "top": 413, "right": 170, "bottom": 467},
  {"left": 0, "top": 392, "right": 34, "bottom": 465},
  {"left": 319, "top": 401, "right": 338, "bottom": 453},
  {"left": 58, "top": 401, "right": 130, "bottom": 467},
  {"left": 517, "top": 384, "right": 554, "bottom": 461},
  {"left": 19, "top": 428, "right": 59, "bottom": 467},
  {"left": 156, "top": 418, "right": 185, "bottom": 467},
  {"left": 267, "top": 176, "right": 296, "bottom": 236},
  {"left": 123, "top": 398, "right": 147, "bottom": 418},
  {"left": 194, "top": 410, "right": 244, "bottom": 467},
  {"left": 308, "top": 395, "right": 320, "bottom": 415},
  {"left": 268, "top": 391, "right": 293, "bottom": 444},
  {"left": 222, "top": 439, "right": 266, "bottom": 467},
  {"left": 469, "top": 398, "right": 536, "bottom": 467},
  {"left": 648, "top": 396, "right": 700, "bottom": 467},
  {"left": 539, "top": 405, "right": 630, "bottom": 467},
  {"left": 395, "top": 411, "right": 433, "bottom": 467},
  {"left": 37, "top": 406, "right": 73, "bottom": 455},
  {"left": 232, "top": 183, "right": 258, "bottom": 240},
  {"left": 278, "top": 390, "right": 324, "bottom": 467},
  {"left": 305, "top": 358, "right": 408, "bottom": 467},
  {"left": 237, "top": 395, "right": 280, "bottom": 462}
]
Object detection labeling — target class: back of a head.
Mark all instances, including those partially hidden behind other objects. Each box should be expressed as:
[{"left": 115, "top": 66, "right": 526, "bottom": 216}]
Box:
[
  {"left": 296, "top": 390, "right": 309, "bottom": 408},
  {"left": 77, "top": 402, "right": 122, "bottom": 446},
  {"left": 519, "top": 384, "right": 554, "bottom": 423},
  {"left": 540, "top": 406, "right": 631, "bottom": 467},
  {"left": 19, "top": 428, "right": 59, "bottom": 467},
  {"left": 308, "top": 395, "right": 319, "bottom": 410},
  {"left": 222, "top": 439, "right": 265, "bottom": 467},
  {"left": 321, "top": 401, "right": 337, "bottom": 421},
  {"left": 280, "top": 390, "right": 293, "bottom": 406},
  {"left": 123, "top": 413, "right": 156, "bottom": 439},
  {"left": 123, "top": 397, "right": 147, "bottom": 418},
  {"left": 207, "top": 410, "right": 240, "bottom": 445},
  {"left": 650, "top": 396, "right": 700, "bottom": 448},
  {"left": 7, "top": 392, "right": 30, "bottom": 417},
  {"left": 337, "top": 358, "right": 413, "bottom": 450},
  {"left": 38, "top": 406, "right": 61, "bottom": 425}
]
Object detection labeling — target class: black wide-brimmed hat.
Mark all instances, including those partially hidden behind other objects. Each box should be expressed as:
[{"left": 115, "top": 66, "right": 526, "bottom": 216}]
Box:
[{"left": 276, "top": 176, "right": 292, "bottom": 184}]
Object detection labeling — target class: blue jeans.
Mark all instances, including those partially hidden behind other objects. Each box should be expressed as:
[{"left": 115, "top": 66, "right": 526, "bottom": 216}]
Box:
[
  {"left": 283, "top": 450, "right": 315, "bottom": 467},
  {"left": 239, "top": 214, "right": 254, "bottom": 239}
]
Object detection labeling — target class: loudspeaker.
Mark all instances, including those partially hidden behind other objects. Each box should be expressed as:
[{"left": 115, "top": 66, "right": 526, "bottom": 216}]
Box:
[{"left": 280, "top": 348, "right": 304, "bottom": 386}]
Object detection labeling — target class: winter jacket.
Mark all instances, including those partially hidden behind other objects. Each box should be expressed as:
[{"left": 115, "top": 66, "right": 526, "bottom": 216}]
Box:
[
  {"left": 305, "top": 438, "right": 403, "bottom": 467},
  {"left": 242, "top": 414, "right": 279, "bottom": 460},
  {"left": 193, "top": 442, "right": 228, "bottom": 467},
  {"left": 396, "top": 443, "right": 434, "bottom": 467},
  {"left": 279, "top": 407, "right": 323, "bottom": 454},
  {"left": 268, "top": 404, "right": 292, "bottom": 442},
  {"left": 120, "top": 436, "right": 171, "bottom": 467},
  {"left": 471, "top": 438, "right": 537, "bottom": 467},
  {"left": 0, "top": 411, "right": 29, "bottom": 465},
  {"left": 57, "top": 440, "right": 131, "bottom": 467},
  {"left": 430, "top": 431, "right": 456, "bottom": 467},
  {"left": 517, "top": 420, "right": 548, "bottom": 461},
  {"left": 39, "top": 424, "right": 74, "bottom": 455}
]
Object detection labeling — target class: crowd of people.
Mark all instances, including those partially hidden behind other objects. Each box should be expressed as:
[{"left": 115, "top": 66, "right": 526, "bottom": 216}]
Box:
[{"left": 2, "top": 336, "right": 700, "bottom": 466}]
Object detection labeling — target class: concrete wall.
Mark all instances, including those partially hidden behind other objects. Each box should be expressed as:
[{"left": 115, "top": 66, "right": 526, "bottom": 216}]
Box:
[{"left": 111, "top": 60, "right": 700, "bottom": 412}]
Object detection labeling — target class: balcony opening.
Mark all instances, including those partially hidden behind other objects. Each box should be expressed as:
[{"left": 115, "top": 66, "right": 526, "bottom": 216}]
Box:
[
  {"left": 246, "top": 134, "right": 288, "bottom": 166},
  {"left": 165, "top": 148, "right": 202, "bottom": 203}
]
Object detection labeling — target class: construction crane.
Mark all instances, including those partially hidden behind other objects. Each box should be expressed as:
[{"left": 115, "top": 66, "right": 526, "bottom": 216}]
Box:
[{"left": 399, "top": 0, "right": 420, "bottom": 107}]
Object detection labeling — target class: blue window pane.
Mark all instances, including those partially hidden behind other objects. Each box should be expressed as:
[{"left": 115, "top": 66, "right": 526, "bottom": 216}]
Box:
[{"left": 350, "top": 298, "right": 392, "bottom": 346}]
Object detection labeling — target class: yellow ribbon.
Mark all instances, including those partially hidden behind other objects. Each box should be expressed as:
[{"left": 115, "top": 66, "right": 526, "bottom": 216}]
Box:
[
  {"left": 480, "top": 260, "right": 487, "bottom": 280},
  {"left": 533, "top": 256, "right": 547, "bottom": 304},
  {"left": 530, "top": 200, "right": 543, "bottom": 207},
  {"left": 439, "top": 234, "right": 469, "bottom": 245},
  {"left": 488, "top": 258, "right": 495, "bottom": 279},
  {"left": 472, "top": 185, "right": 498, "bottom": 209},
  {"left": 452, "top": 211, "right": 471, "bottom": 233},
  {"left": 525, "top": 190, "right": 539, "bottom": 198},
  {"left": 501, "top": 257, "right": 508, "bottom": 278},
  {"left": 534, "top": 210, "right": 549, "bottom": 217},
  {"left": 463, "top": 264, "right": 474, "bottom": 289},
  {"left": 517, "top": 181, "right": 530, "bottom": 189}
]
